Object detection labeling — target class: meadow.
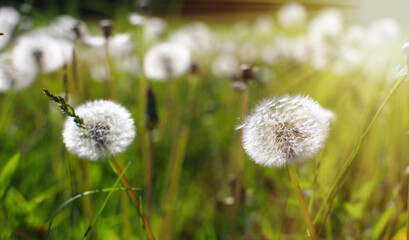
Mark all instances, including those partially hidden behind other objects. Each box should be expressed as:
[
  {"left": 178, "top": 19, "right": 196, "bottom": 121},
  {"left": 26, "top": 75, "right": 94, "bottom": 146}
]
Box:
[{"left": 0, "top": 2, "right": 409, "bottom": 239}]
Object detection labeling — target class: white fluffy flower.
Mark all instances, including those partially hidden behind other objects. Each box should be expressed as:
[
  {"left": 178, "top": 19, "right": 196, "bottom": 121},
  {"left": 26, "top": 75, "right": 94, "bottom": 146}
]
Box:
[
  {"left": 0, "top": 7, "right": 20, "bottom": 50},
  {"left": 238, "top": 95, "right": 332, "bottom": 167},
  {"left": 63, "top": 100, "right": 136, "bottom": 160},
  {"left": 212, "top": 53, "right": 238, "bottom": 77},
  {"left": 144, "top": 41, "right": 191, "bottom": 81},
  {"left": 12, "top": 34, "right": 70, "bottom": 75},
  {"left": 277, "top": 2, "right": 307, "bottom": 29},
  {"left": 0, "top": 64, "right": 36, "bottom": 91},
  {"left": 144, "top": 17, "right": 167, "bottom": 42},
  {"left": 48, "top": 15, "right": 89, "bottom": 41}
]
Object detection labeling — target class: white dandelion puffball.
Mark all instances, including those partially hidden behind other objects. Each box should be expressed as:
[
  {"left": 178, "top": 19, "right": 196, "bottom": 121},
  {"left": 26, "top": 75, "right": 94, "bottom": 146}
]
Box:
[
  {"left": 0, "top": 7, "right": 20, "bottom": 50},
  {"left": 63, "top": 100, "right": 136, "bottom": 160},
  {"left": 12, "top": 34, "right": 68, "bottom": 74},
  {"left": 144, "top": 41, "right": 191, "bottom": 81},
  {"left": 277, "top": 2, "right": 307, "bottom": 29},
  {"left": 238, "top": 95, "right": 332, "bottom": 167}
]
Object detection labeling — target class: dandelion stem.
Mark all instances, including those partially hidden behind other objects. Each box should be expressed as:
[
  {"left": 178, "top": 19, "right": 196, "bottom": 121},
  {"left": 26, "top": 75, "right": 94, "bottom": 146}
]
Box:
[
  {"left": 159, "top": 73, "right": 198, "bottom": 240},
  {"left": 147, "top": 129, "right": 154, "bottom": 220},
  {"left": 71, "top": 47, "right": 84, "bottom": 101},
  {"left": 109, "top": 156, "right": 155, "bottom": 240},
  {"left": 104, "top": 40, "right": 117, "bottom": 100},
  {"left": 308, "top": 151, "right": 325, "bottom": 212},
  {"left": 231, "top": 86, "right": 249, "bottom": 235},
  {"left": 63, "top": 64, "right": 69, "bottom": 102},
  {"left": 313, "top": 75, "right": 406, "bottom": 231},
  {"left": 288, "top": 165, "right": 317, "bottom": 240}
]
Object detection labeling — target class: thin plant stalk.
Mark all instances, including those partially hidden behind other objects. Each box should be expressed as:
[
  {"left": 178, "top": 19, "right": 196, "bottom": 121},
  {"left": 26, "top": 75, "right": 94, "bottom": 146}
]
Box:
[
  {"left": 71, "top": 47, "right": 85, "bottom": 102},
  {"left": 109, "top": 156, "right": 155, "bottom": 240},
  {"left": 313, "top": 75, "right": 406, "bottom": 231},
  {"left": 82, "top": 162, "right": 131, "bottom": 239},
  {"left": 104, "top": 39, "right": 117, "bottom": 100},
  {"left": 288, "top": 165, "right": 317, "bottom": 240},
  {"left": 308, "top": 151, "right": 325, "bottom": 212},
  {"left": 118, "top": 155, "right": 131, "bottom": 239},
  {"left": 133, "top": 23, "right": 152, "bottom": 225},
  {"left": 231, "top": 87, "right": 249, "bottom": 236},
  {"left": 63, "top": 64, "right": 69, "bottom": 102},
  {"left": 159, "top": 73, "right": 198, "bottom": 240},
  {"left": 147, "top": 129, "right": 154, "bottom": 220},
  {"left": 46, "top": 186, "right": 139, "bottom": 239},
  {"left": 82, "top": 160, "right": 95, "bottom": 239}
]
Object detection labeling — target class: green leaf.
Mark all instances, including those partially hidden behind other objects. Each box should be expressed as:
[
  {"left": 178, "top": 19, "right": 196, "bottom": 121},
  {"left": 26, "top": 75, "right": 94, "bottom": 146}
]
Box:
[{"left": 0, "top": 153, "right": 21, "bottom": 199}]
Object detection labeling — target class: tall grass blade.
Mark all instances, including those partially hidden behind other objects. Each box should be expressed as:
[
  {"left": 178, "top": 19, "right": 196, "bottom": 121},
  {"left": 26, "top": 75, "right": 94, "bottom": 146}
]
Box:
[
  {"left": 313, "top": 75, "right": 406, "bottom": 231},
  {"left": 82, "top": 162, "right": 132, "bottom": 239},
  {"left": 0, "top": 153, "right": 21, "bottom": 199},
  {"left": 46, "top": 163, "right": 136, "bottom": 239}
]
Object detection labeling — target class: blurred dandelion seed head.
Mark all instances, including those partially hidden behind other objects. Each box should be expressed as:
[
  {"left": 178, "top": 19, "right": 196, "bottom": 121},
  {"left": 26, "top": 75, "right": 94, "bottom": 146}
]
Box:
[
  {"left": 238, "top": 95, "right": 332, "bottom": 167},
  {"left": 63, "top": 100, "right": 135, "bottom": 160},
  {"left": 12, "top": 34, "right": 69, "bottom": 75},
  {"left": 0, "top": 7, "right": 20, "bottom": 50},
  {"left": 144, "top": 42, "right": 191, "bottom": 81},
  {"left": 277, "top": 2, "right": 307, "bottom": 29}
]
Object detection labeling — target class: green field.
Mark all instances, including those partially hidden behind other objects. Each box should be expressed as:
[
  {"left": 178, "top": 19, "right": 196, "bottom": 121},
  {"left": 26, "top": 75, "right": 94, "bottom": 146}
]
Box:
[{"left": 1, "top": 3, "right": 409, "bottom": 239}]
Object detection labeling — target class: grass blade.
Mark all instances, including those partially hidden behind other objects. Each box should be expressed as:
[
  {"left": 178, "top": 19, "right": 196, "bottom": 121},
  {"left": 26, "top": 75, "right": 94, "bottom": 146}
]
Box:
[
  {"left": 82, "top": 162, "right": 132, "bottom": 239},
  {"left": 46, "top": 163, "right": 136, "bottom": 239},
  {"left": 0, "top": 153, "right": 21, "bottom": 199}
]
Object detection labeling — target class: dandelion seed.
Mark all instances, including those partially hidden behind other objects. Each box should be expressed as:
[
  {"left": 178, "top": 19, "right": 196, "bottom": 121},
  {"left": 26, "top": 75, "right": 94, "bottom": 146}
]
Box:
[
  {"left": 144, "top": 41, "right": 191, "bottom": 81},
  {"left": 238, "top": 95, "right": 333, "bottom": 167},
  {"left": 63, "top": 100, "right": 136, "bottom": 160}
]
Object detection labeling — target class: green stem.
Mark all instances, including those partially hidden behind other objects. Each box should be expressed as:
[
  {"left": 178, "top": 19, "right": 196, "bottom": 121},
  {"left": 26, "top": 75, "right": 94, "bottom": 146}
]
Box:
[
  {"left": 313, "top": 76, "right": 405, "bottom": 228},
  {"left": 308, "top": 151, "right": 325, "bottom": 213},
  {"left": 288, "top": 165, "right": 317, "bottom": 240},
  {"left": 147, "top": 130, "right": 154, "bottom": 221},
  {"left": 104, "top": 40, "right": 117, "bottom": 100}
]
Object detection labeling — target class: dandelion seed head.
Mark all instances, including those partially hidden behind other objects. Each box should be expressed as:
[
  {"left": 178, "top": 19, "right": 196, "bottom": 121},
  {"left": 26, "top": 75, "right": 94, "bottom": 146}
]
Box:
[
  {"left": 12, "top": 34, "right": 68, "bottom": 74},
  {"left": 212, "top": 53, "right": 238, "bottom": 77},
  {"left": 144, "top": 17, "right": 167, "bottom": 42},
  {"left": 239, "top": 95, "right": 332, "bottom": 167},
  {"left": 0, "top": 62, "right": 36, "bottom": 91},
  {"left": 63, "top": 100, "right": 136, "bottom": 160},
  {"left": 277, "top": 2, "right": 307, "bottom": 29},
  {"left": 144, "top": 42, "right": 191, "bottom": 81},
  {"left": 129, "top": 13, "right": 146, "bottom": 26},
  {"left": 0, "top": 7, "right": 20, "bottom": 50},
  {"left": 49, "top": 15, "right": 88, "bottom": 41}
]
